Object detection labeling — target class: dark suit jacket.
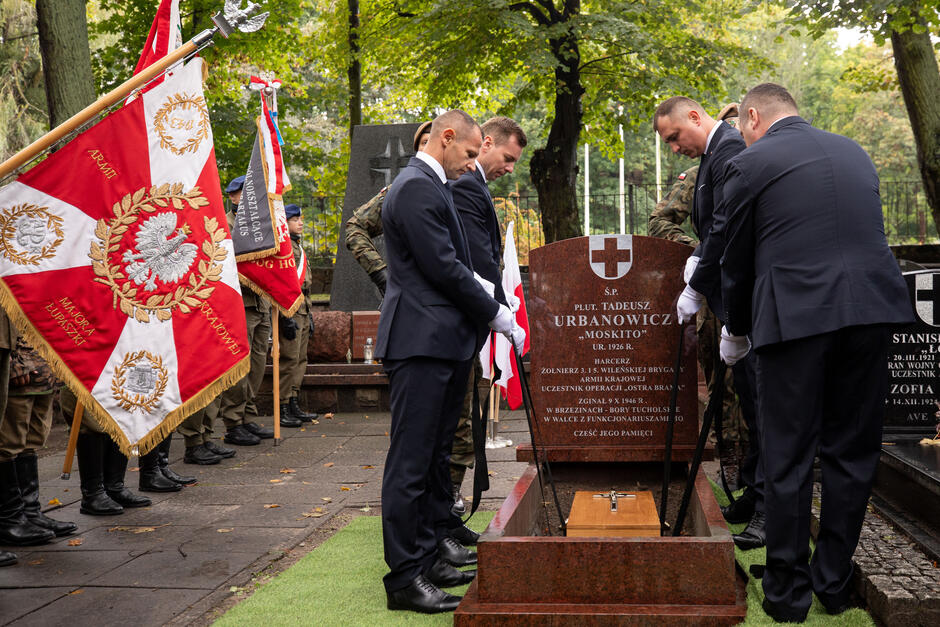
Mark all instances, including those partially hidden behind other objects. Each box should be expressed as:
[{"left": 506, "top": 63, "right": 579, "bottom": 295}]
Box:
[
  {"left": 720, "top": 116, "right": 913, "bottom": 349},
  {"left": 375, "top": 157, "right": 500, "bottom": 362},
  {"left": 688, "top": 121, "right": 746, "bottom": 318},
  {"left": 451, "top": 169, "right": 507, "bottom": 306}
]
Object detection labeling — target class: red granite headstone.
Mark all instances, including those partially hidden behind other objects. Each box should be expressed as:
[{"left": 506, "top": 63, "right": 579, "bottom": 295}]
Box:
[
  {"left": 524, "top": 234, "right": 698, "bottom": 462},
  {"left": 351, "top": 311, "right": 381, "bottom": 360}
]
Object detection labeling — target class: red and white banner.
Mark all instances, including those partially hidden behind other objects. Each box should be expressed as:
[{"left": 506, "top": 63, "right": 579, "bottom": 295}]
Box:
[
  {"left": 131, "top": 0, "right": 183, "bottom": 97},
  {"left": 0, "top": 59, "right": 249, "bottom": 455},
  {"left": 480, "top": 222, "right": 530, "bottom": 409}
]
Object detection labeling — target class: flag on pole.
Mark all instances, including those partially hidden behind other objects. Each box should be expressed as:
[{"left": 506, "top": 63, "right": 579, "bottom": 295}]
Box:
[
  {"left": 479, "top": 222, "right": 530, "bottom": 409},
  {"left": 131, "top": 0, "right": 183, "bottom": 95},
  {"left": 0, "top": 58, "right": 249, "bottom": 456},
  {"left": 234, "top": 105, "right": 302, "bottom": 316}
]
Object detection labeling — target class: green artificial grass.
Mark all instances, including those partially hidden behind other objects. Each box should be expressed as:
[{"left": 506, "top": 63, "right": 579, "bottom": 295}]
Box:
[
  {"left": 218, "top": 489, "right": 876, "bottom": 626},
  {"left": 709, "top": 480, "right": 874, "bottom": 626},
  {"left": 215, "top": 512, "right": 493, "bottom": 627}
]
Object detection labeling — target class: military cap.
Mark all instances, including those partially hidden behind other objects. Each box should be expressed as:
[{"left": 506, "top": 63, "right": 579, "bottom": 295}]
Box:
[
  {"left": 285, "top": 203, "right": 301, "bottom": 219},
  {"left": 226, "top": 175, "right": 246, "bottom": 193},
  {"left": 413, "top": 121, "right": 432, "bottom": 152},
  {"left": 718, "top": 103, "right": 739, "bottom": 127}
]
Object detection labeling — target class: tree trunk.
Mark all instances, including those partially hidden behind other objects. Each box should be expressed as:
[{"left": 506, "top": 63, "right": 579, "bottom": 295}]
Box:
[
  {"left": 35, "top": 0, "right": 96, "bottom": 128},
  {"left": 891, "top": 25, "right": 940, "bottom": 239},
  {"left": 348, "top": 0, "right": 362, "bottom": 136},
  {"left": 530, "top": 28, "right": 584, "bottom": 243}
]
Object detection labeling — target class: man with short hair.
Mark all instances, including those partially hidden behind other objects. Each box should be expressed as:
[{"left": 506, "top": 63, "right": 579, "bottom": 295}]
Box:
[
  {"left": 377, "top": 110, "right": 516, "bottom": 613},
  {"left": 653, "top": 96, "right": 764, "bottom": 545},
  {"left": 720, "top": 83, "right": 914, "bottom": 622}
]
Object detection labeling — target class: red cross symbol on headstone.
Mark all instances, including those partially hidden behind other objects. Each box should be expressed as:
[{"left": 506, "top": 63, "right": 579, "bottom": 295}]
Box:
[{"left": 593, "top": 237, "right": 632, "bottom": 278}]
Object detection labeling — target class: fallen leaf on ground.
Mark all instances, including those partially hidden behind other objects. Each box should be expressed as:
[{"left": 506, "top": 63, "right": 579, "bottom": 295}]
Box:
[
  {"left": 68, "top": 589, "right": 83, "bottom": 595},
  {"left": 340, "top": 486, "right": 351, "bottom": 491},
  {"left": 217, "top": 528, "right": 233, "bottom": 533},
  {"left": 301, "top": 507, "right": 325, "bottom": 518},
  {"left": 360, "top": 506, "right": 371, "bottom": 512},
  {"left": 263, "top": 504, "right": 280, "bottom": 509},
  {"left": 324, "top": 413, "right": 334, "bottom": 419},
  {"left": 385, "top": 431, "right": 389, "bottom": 437},
  {"left": 269, "top": 479, "right": 282, "bottom": 483},
  {"left": 300, "top": 428, "right": 305, "bottom": 432},
  {"left": 129, "top": 467, "right": 139, "bottom": 472},
  {"left": 229, "top": 586, "right": 239, "bottom": 593},
  {"left": 321, "top": 434, "right": 326, "bottom": 438},
  {"left": 321, "top": 497, "right": 332, "bottom": 503},
  {"left": 67, "top": 538, "right": 83, "bottom": 546},
  {"left": 47, "top": 498, "right": 61, "bottom": 506},
  {"left": 28, "top": 558, "right": 43, "bottom": 565},
  {"left": 323, "top": 462, "right": 334, "bottom": 468},
  {"left": 107, "top": 523, "right": 169, "bottom": 534},
  {"left": 361, "top": 465, "right": 374, "bottom": 469},
  {"left": 280, "top": 468, "right": 295, "bottom": 474},
  {"left": 488, "top": 471, "right": 496, "bottom": 476},
  {"left": 302, "top": 481, "right": 311, "bottom": 485}
]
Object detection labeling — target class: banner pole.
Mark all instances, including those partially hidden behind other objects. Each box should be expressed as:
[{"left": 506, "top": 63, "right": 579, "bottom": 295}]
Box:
[
  {"left": 60, "top": 402, "right": 84, "bottom": 480},
  {"left": 272, "top": 314, "right": 281, "bottom": 445},
  {"left": 0, "top": 30, "right": 215, "bottom": 181}
]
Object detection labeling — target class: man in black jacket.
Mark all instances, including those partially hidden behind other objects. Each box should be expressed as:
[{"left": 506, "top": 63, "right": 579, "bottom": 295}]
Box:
[
  {"left": 377, "top": 109, "right": 517, "bottom": 614},
  {"left": 720, "top": 83, "right": 914, "bottom": 622},
  {"left": 654, "top": 97, "right": 764, "bottom": 545}
]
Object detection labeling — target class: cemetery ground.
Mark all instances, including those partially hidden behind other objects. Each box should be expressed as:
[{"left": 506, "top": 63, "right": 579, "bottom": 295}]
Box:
[{"left": 0, "top": 405, "right": 937, "bottom": 625}]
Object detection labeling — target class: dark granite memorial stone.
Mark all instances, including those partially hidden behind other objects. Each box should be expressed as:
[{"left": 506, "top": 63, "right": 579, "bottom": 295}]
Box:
[
  {"left": 329, "top": 123, "right": 420, "bottom": 312},
  {"left": 885, "top": 269, "right": 940, "bottom": 435}
]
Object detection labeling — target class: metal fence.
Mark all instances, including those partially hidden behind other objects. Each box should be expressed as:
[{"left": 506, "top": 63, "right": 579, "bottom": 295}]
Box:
[{"left": 298, "top": 180, "right": 935, "bottom": 265}]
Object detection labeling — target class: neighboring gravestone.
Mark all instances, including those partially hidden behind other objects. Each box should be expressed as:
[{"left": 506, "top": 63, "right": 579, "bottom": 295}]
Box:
[
  {"left": 885, "top": 269, "right": 940, "bottom": 435},
  {"left": 329, "top": 123, "right": 421, "bottom": 311},
  {"left": 351, "top": 310, "right": 381, "bottom": 360},
  {"left": 527, "top": 234, "right": 698, "bottom": 461}
]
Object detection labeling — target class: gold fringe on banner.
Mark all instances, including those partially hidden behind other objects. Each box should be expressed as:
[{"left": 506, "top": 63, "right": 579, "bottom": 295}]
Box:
[
  {"left": 237, "top": 272, "right": 303, "bottom": 318},
  {"left": 0, "top": 281, "right": 250, "bottom": 457}
]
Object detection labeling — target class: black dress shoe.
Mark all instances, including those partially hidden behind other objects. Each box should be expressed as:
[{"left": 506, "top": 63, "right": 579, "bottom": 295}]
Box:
[
  {"left": 0, "top": 550, "right": 16, "bottom": 567},
  {"left": 720, "top": 489, "right": 756, "bottom": 524},
  {"left": 243, "top": 422, "right": 274, "bottom": 439},
  {"left": 224, "top": 425, "right": 261, "bottom": 446},
  {"left": 106, "top": 487, "right": 151, "bottom": 508},
  {"left": 279, "top": 410, "right": 302, "bottom": 428},
  {"left": 204, "top": 440, "right": 236, "bottom": 458},
  {"left": 448, "top": 524, "right": 480, "bottom": 546},
  {"left": 160, "top": 465, "right": 196, "bottom": 486},
  {"left": 425, "top": 558, "right": 476, "bottom": 587},
  {"left": 184, "top": 444, "right": 222, "bottom": 465},
  {"left": 387, "top": 574, "right": 462, "bottom": 613},
  {"left": 762, "top": 597, "right": 808, "bottom": 623},
  {"left": 732, "top": 510, "right": 766, "bottom": 550},
  {"left": 438, "top": 535, "right": 477, "bottom": 567},
  {"left": 26, "top": 511, "right": 77, "bottom": 537}
]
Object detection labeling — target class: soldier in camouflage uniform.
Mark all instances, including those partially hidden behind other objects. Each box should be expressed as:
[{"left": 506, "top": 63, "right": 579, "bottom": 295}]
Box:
[
  {"left": 278, "top": 204, "right": 319, "bottom": 425},
  {"left": 647, "top": 113, "right": 750, "bottom": 488},
  {"left": 0, "top": 336, "right": 75, "bottom": 546}
]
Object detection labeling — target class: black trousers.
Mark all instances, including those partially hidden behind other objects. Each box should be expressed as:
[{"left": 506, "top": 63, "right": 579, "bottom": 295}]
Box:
[
  {"left": 732, "top": 353, "right": 764, "bottom": 509},
  {"left": 755, "top": 325, "right": 889, "bottom": 620},
  {"left": 381, "top": 356, "right": 472, "bottom": 593}
]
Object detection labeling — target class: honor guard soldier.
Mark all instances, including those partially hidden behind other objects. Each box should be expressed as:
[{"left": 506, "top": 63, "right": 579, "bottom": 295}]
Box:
[
  {"left": 277, "top": 203, "right": 318, "bottom": 427},
  {"left": 0, "top": 336, "right": 75, "bottom": 546},
  {"left": 219, "top": 175, "right": 275, "bottom": 446},
  {"left": 179, "top": 397, "right": 235, "bottom": 464}
]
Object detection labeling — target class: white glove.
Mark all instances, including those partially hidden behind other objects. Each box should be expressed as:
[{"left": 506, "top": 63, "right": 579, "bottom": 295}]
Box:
[
  {"left": 473, "top": 272, "right": 495, "bottom": 297},
  {"left": 507, "top": 293, "right": 521, "bottom": 313},
  {"left": 676, "top": 284, "right": 704, "bottom": 323},
  {"left": 683, "top": 255, "right": 700, "bottom": 284},
  {"left": 719, "top": 326, "right": 751, "bottom": 365},
  {"left": 488, "top": 304, "right": 514, "bottom": 338},
  {"left": 510, "top": 322, "right": 526, "bottom": 355}
]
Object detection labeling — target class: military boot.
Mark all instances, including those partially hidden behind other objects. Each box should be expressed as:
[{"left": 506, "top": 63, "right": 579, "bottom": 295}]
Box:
[
  {"left": 289, "top": 397, "right": 318, "bottom": 423},
  {"left": 77, "top": 432, "right": 124, "bottom": 515},
  {"left": 0, "top": 459, "right": 55, "bottom": 545},
  {"left": 102, "top": 435, "right": 151, "bottom": 508},
  {"left": 279, "top": 402, "right": 302, "bottom": 428},
  {"left": 0, "top": 550, "right": 16, "bottom": 567},
  {"left": 138, "top": 443, "right": 181, "bottom": 493},
  {"left": 16, "top": 453, "right": 76, "bottom": 536},
  {"left": 156, "top": 436, "right": 196, "bottom": 485}
]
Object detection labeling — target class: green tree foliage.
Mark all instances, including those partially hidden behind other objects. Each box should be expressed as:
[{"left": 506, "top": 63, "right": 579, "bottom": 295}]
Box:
[{"left": 0, "top": 0, "right": 47, "bottom": 161}]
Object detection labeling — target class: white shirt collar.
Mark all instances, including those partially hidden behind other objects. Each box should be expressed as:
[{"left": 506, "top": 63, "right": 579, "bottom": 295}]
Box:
[
  {"left": 415, "top": 151, "right": 446, "bottom": 184},
  {"left": 475, "top": 160, "right": 486, "bottom": 184},
  {"left": 704, "top": 121, "right": 722, "bottom": 154}
]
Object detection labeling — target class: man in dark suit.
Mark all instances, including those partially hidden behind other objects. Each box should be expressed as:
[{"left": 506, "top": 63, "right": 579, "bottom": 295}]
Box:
[
  {"left": 719, "top": 83, "right": 914, "bottom": 622},
  {"left": 654, "top": 97, "right": 765, "bottom": 546},
  {"left": 377, "top": 109, "right": 516, "bottom": 614},
  {"left": 447, "top": 116, "right": 527, "bottom": 530}
]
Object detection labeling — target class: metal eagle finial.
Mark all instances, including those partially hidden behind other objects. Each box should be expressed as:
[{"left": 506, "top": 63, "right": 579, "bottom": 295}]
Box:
[{"left": 213, "top": 1, "right": 270, "bottom": 38}]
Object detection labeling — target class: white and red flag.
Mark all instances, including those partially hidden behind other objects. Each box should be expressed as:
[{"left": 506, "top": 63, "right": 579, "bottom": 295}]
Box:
[
  {"left": 0, "top": 58, "right": 249, "bottom": 455},
  {"left": 131, "top": 0, "right": 183, "bottom": 96},
  {"left": 480, "top": 222, "right": 530, "bottom": 409}
]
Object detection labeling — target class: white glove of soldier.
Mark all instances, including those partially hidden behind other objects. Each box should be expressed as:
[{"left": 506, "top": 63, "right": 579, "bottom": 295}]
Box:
[
  {"left": 683, "top": 255, "right": 701, "bottom": 284},
  {"left": 510, "top": 322, "right": 526, "bottom": 355},
  {"left": 676, "top": 284, "right": 704, "bottom": 324},
  {"left": 488, "top": 304, "right": 514, "bottom": 339},
  {"left": 507, "top": 293, "right": 521, "bottom": 313},
  {"left": 719, "top": 326, "right": 751, "bottom": 365},
  {"left": 473, "top": 272, "right": 495, "bottom": 298}
]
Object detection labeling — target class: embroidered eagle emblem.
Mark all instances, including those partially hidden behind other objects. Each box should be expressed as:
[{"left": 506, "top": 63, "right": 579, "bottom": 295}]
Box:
[{"left": 122, "top": 212, "right": 198, "bottom": 291}]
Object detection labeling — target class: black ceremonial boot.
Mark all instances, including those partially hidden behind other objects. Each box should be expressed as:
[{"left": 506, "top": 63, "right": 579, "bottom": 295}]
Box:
[
  {"left": 0, "top": 550, "right": 16, "bottom": 566},
  {"left": 102, "top": 436, "right": 151, "bottom": 508},
  {"left": 289, "top": 397, "right": 318, "bottom": 423},
  {"left": 138, "top": 445, "right": 181, "bottom": 493},
  {"left": 77, "top": 432, "right": 124, "bottom": 515},
  {"left": 0, "top": 459, "right": 55, "bottom": 545},
  {"left": 16, "top": 453, "right": 76, "bottom": 536},
  {"left": 156, "top": 436, "right": 196, "bottom": 486},
  {"left": 279, "top": 402, "right": 302, "bottom": 428}
]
